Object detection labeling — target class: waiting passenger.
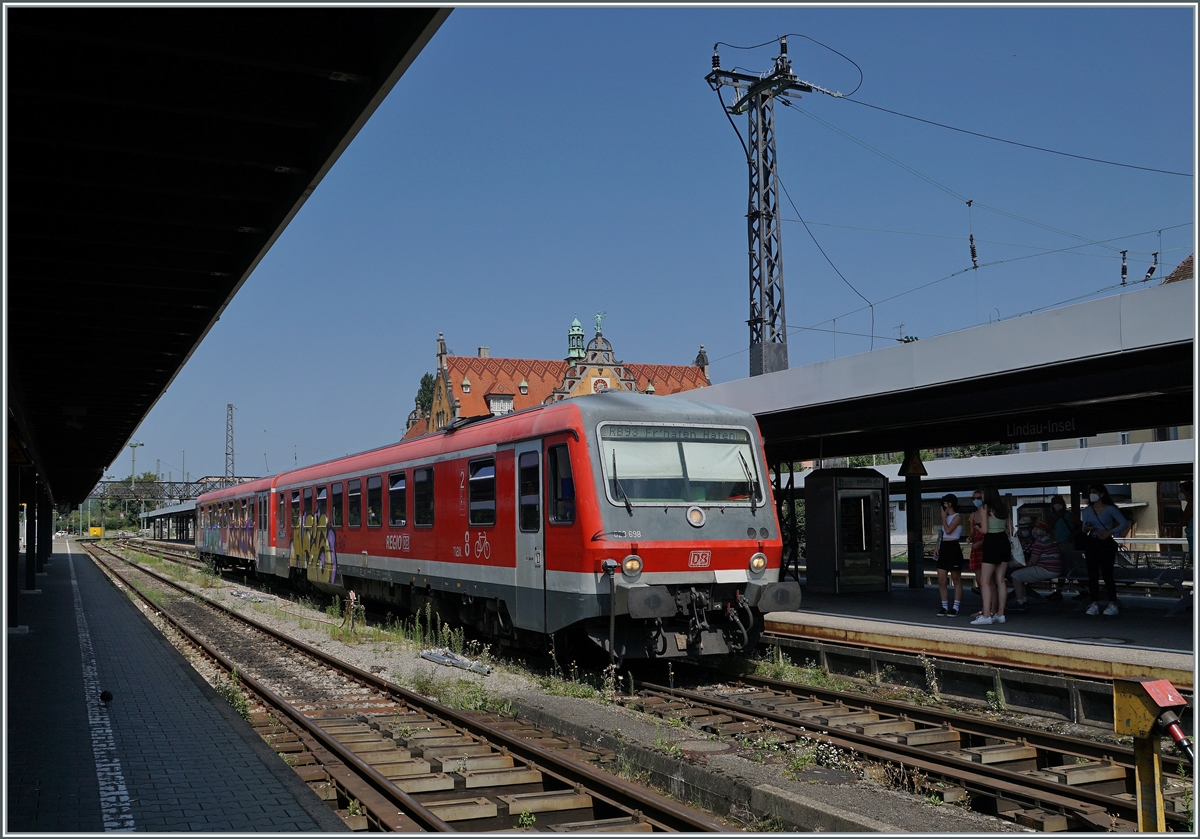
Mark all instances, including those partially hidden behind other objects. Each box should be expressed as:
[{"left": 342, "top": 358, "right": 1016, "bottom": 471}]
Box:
[
  {"left": 1081, "top": 483, "right": 1129, "bottom": 616},
  {"left": 1010, "top": 520, "right": 1062, "bottom": 612},
  {"left": 971, "top": 486, "right": 1012, "bottom": 626},
  {"left": 1047, "top": 494, "right": 1080, "bottom": 555},
  {"left": 1016, "top": 515, "right": 1035, "bottom": 556},
  {"left": 936, "top": 494, "right": 964, "bottom": 617},
  {"left": 968, "top": 489, "right": 985, "bottom": 592}
]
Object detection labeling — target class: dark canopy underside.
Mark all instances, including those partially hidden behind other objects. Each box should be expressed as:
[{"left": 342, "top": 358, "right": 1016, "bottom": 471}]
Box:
[{"left": 7, "top": 7, "right": 448, "bottom": 505}]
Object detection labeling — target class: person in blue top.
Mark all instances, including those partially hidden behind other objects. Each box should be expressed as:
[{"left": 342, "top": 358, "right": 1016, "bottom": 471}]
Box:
[{"left": 1080, "top": 482, "right": 1129, "bottom": 616}]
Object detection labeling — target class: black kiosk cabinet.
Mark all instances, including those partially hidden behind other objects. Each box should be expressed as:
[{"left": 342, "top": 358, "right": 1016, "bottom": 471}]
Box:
[{"left": 805, "top": 468, "right": 891, "bottom": 594}]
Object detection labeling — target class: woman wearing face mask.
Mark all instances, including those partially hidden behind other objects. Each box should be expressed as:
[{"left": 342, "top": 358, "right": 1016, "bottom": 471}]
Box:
[
  {"left": 971, "top": 485, "right": 1011, "bottom": 626},
  {"left": 936, "top": 494, "right": 964, "bottom": 617},
  {"left": 1080, "top": 483, "right": 1129, "bottom": 616}
]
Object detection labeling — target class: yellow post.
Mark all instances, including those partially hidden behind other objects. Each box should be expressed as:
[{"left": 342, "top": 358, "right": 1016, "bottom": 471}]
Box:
[
  {"left": 1113, "top": 678, "right": 1187, "bottom": 832},
  {"left": 1131, "top": 736, "right": 1165, "bottom": 832}
]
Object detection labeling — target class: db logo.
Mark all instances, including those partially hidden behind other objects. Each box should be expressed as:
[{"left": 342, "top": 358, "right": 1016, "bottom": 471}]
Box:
[{"left": 688, "top": 550, "right": 711, "bottom": 568}]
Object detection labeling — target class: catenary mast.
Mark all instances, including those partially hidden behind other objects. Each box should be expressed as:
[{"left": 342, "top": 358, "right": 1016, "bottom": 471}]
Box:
[{"left": 707, "top": 38, "right": 812, "bottom": 376}]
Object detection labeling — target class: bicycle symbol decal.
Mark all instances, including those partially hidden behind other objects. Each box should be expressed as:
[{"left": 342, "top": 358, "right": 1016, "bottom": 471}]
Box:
[{"left": 465, "top": 530, "right": 492, "bottom": 559}]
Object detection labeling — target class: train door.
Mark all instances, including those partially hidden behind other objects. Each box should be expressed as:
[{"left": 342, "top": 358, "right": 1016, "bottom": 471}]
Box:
[
  {"left": 256, "top": 491, "right": 268, "bottom": 556},
  {"left": 513, "top": 440, "right": 545, "bottom": 633}
]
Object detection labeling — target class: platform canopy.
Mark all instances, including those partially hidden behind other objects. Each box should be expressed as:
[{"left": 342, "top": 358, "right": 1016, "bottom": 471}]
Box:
[
  {"left": 681, "top": 280, "right": 1195, "bottom": 465},
  {"left": 7, "top": 7, "right": 449, "bottom": 506}
]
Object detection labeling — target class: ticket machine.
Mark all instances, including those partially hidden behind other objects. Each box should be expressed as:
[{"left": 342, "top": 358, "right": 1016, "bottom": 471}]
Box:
[{"left": 805, "top": 469, "right": 891, "bottom": 594}]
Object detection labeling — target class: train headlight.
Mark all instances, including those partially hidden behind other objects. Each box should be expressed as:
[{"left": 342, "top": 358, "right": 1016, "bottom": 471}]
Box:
[
  {"left": 622, "top": 554, "right": 643, "bottom": 577},
  {"left": 686, "top": 506, "right": 706, "bottom": 528},
  {"left": 749, "top": 552, "right": 768, "bottom": 574}
]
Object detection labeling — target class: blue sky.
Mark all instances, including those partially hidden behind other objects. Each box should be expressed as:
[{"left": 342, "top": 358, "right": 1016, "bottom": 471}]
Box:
[{"left": 117, "top": 6, "right": 1196, "bottom": 482}]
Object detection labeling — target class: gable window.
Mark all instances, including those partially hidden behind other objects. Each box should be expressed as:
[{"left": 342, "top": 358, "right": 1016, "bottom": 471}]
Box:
[
  {"left": 469, "top": 459, "right": 496, "bottom": 525},
  {"left": 347, "top": 479, "right": 362, "bottom": 527},
  {"left": 366, "top": 476, "right": 382, "bottom": 527},
  {"left": 414, "top": 467, "right": 434, "bottom": 526},
  {"left": 389, "top": 472, "right": 407, "bottom": 526},
  {"left": 488, "top": 394, "right": 514, "bottom": 415}
]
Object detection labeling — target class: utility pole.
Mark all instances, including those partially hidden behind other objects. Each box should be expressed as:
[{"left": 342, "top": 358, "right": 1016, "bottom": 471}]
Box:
[
  {"left": 225, "top": 404, "right": 235, "bottom": 488},
  {"left": 129, "top": 441, "right": 143, "bottom": 492},
  {"left": 709, "top": 38, "right": 813, "bottom": 377}
]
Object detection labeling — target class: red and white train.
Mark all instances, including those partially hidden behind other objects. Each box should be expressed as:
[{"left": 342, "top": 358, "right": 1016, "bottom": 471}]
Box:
[{"left": 196, "top": 391, "right": 800, "bottom": 660}]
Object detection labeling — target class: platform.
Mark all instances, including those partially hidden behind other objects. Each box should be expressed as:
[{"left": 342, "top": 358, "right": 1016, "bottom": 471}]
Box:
[
  {"left": 766, "top": 581, "right": 1194, "bottom": 691},
  {"left": 5, "top": 538, "right": 347, "bottom": 832}
]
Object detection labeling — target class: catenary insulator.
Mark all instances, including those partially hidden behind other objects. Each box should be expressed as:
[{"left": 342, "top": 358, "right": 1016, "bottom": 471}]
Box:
[{"left": 969, "top": 233, "right": 978, "bottom": 269}]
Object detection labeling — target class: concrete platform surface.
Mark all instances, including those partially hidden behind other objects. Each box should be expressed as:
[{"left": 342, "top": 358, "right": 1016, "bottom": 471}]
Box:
[
  {"left": 767, "top": 582, "right": 1194, "bottom": 689},
  {"left": 5, "top": 540, "right": 347, "bottom": 833}
]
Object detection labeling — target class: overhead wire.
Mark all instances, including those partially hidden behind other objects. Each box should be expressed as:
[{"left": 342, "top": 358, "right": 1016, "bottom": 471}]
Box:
[
  {"left": 785, "top": 102, "right": 1150, "bottom": 254},
  {"left": 777, "top": 175, "right": 875, "bottom": 349},
  {"left": 708, "top": 36, "right": 1193, "bottom": 364},
  {"left": 781, "top": 218, "right": 1189, "bottom": 259},
  {"left": 839, "top": 97, "right": 1192, "bottom": 178}
]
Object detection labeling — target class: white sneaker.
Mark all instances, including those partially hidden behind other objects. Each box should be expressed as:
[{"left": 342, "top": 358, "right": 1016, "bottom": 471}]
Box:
[
  {"left": 1085, "top": 603, "right": 1100, "bottom": 616},
  {"left": 970, "top": 615, "right": 993, "bottom": 626},
  {"left": 993, "top": 615, "right": 1006, "bottom": 624},
  {"left": 1103, "top": 603, "right": 1119, "bottom": 616}
]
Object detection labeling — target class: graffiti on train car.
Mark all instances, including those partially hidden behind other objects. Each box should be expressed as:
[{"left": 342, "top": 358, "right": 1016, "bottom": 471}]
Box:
[
  {"left": 203, "top": 513, "right": 256, "bottom": 562},
  {"left": 292, "top": 513, "right": 338, "bottom": 585}
]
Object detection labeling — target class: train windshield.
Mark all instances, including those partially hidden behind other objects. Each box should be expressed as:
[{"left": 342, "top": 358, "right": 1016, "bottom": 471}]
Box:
[{"left": 598, "top": 423, "right": 763, "bottom": 505}]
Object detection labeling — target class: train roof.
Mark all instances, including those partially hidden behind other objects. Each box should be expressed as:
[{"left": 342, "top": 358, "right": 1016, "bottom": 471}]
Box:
[{"left": 197, "top": 391, "right": 759, "bottom": 501}]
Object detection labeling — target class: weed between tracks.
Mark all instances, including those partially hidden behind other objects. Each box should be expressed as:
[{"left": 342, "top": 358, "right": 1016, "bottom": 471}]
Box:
[
  {"left": 392, "top": 671, "right": 514, "bottom": 716},
  {"left": 214, "top": 669, "right": 252, "bottom": 722}
]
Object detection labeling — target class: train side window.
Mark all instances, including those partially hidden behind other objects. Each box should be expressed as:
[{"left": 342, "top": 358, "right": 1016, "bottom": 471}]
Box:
[
  {"left": 389, "top": 472, "right": 407, "bottom": 527},
  {"left": 302, "top": 487, "right": 312, "bottom": 523},
  {"left": 348, "top": 479, "right": 362, "bottom": 527},
  {"left": 469, "top": 458, "right": 496, "bottom": 526},
  {"left": 291, "top": 491, "right": 300, "bottom": 528},
  {"left": 548, "top": 445, "right": 576, "bottom": 524},
  {"left": 315, "top": 485, "right": 327, "bottom": 521},
  {"left": 277, "top": 495, "right": 285, "bottom": 537},
  {"left": 331, "top": 483, "right": 343, "bottom": 527},
  {"left": 414, "top": 467, "right": 434, "bottom": 526},
  {"left": 248, "top": 499, "right": 255, "bottom": 525},
  {"left": 366, "top": 476, "right": 382, "bottom": 527},
  {"left": 518, "top": 452, "right": 540, "bottom": 532}
]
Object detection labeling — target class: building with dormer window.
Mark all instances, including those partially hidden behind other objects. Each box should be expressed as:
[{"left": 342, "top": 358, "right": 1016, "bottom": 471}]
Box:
[{"left": 404, "top": 316, "right": 710, "bottom": 439}]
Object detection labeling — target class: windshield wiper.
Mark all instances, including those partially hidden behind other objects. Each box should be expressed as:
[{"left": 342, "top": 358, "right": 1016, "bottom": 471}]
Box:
[
  {"left": 738, "top": 451, "right": 760, "bottom": 513},
  {"left": 612, "top": 450, "right": 633, "bottom": 516}
]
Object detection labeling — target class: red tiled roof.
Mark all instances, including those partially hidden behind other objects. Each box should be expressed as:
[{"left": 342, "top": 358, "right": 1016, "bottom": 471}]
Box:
[
  {"left": 1163, "top": 253, "right": 1194, "bottom": 285},
  {"left": 446, "top": 357, "right": 566, "bottom": 416},
  {"left": 443, "top": 354, "right": 709, "bottom": 416},
  {"left": 402, "top": 417, "right": 428, "bottom": 440},
  {"left": 627, "top": 363, "right": 710, "bottom": 394}
]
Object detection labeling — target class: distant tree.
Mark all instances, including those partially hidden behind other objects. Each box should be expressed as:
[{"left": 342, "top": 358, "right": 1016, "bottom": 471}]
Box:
[
  {"left": 847, "top": 451, "right": 932, "bottom": 468},
  {"left": 416, "top": 372, "right": 435, "bottom": 414},
  {"left": 947, "top": 442, "right": 1010, "bottom": 458}
]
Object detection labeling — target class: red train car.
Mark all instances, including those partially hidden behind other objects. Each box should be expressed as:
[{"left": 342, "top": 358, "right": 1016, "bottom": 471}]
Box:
[{"left": 197, "top": 392, "right": 800, "bottom": 660}]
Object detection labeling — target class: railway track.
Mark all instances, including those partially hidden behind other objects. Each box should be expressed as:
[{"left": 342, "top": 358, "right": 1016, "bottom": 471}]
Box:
[
  {"left": 621, "top": 668, "right": 1192, "bottom": 832},
  {"left": 83, "top": 542, "right": 725, "bottom": 833}
]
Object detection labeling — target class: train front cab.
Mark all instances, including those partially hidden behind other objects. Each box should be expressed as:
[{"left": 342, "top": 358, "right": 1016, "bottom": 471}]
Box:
[{"left": 549, "top": 396, "right": 802, "bottom": 660}]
